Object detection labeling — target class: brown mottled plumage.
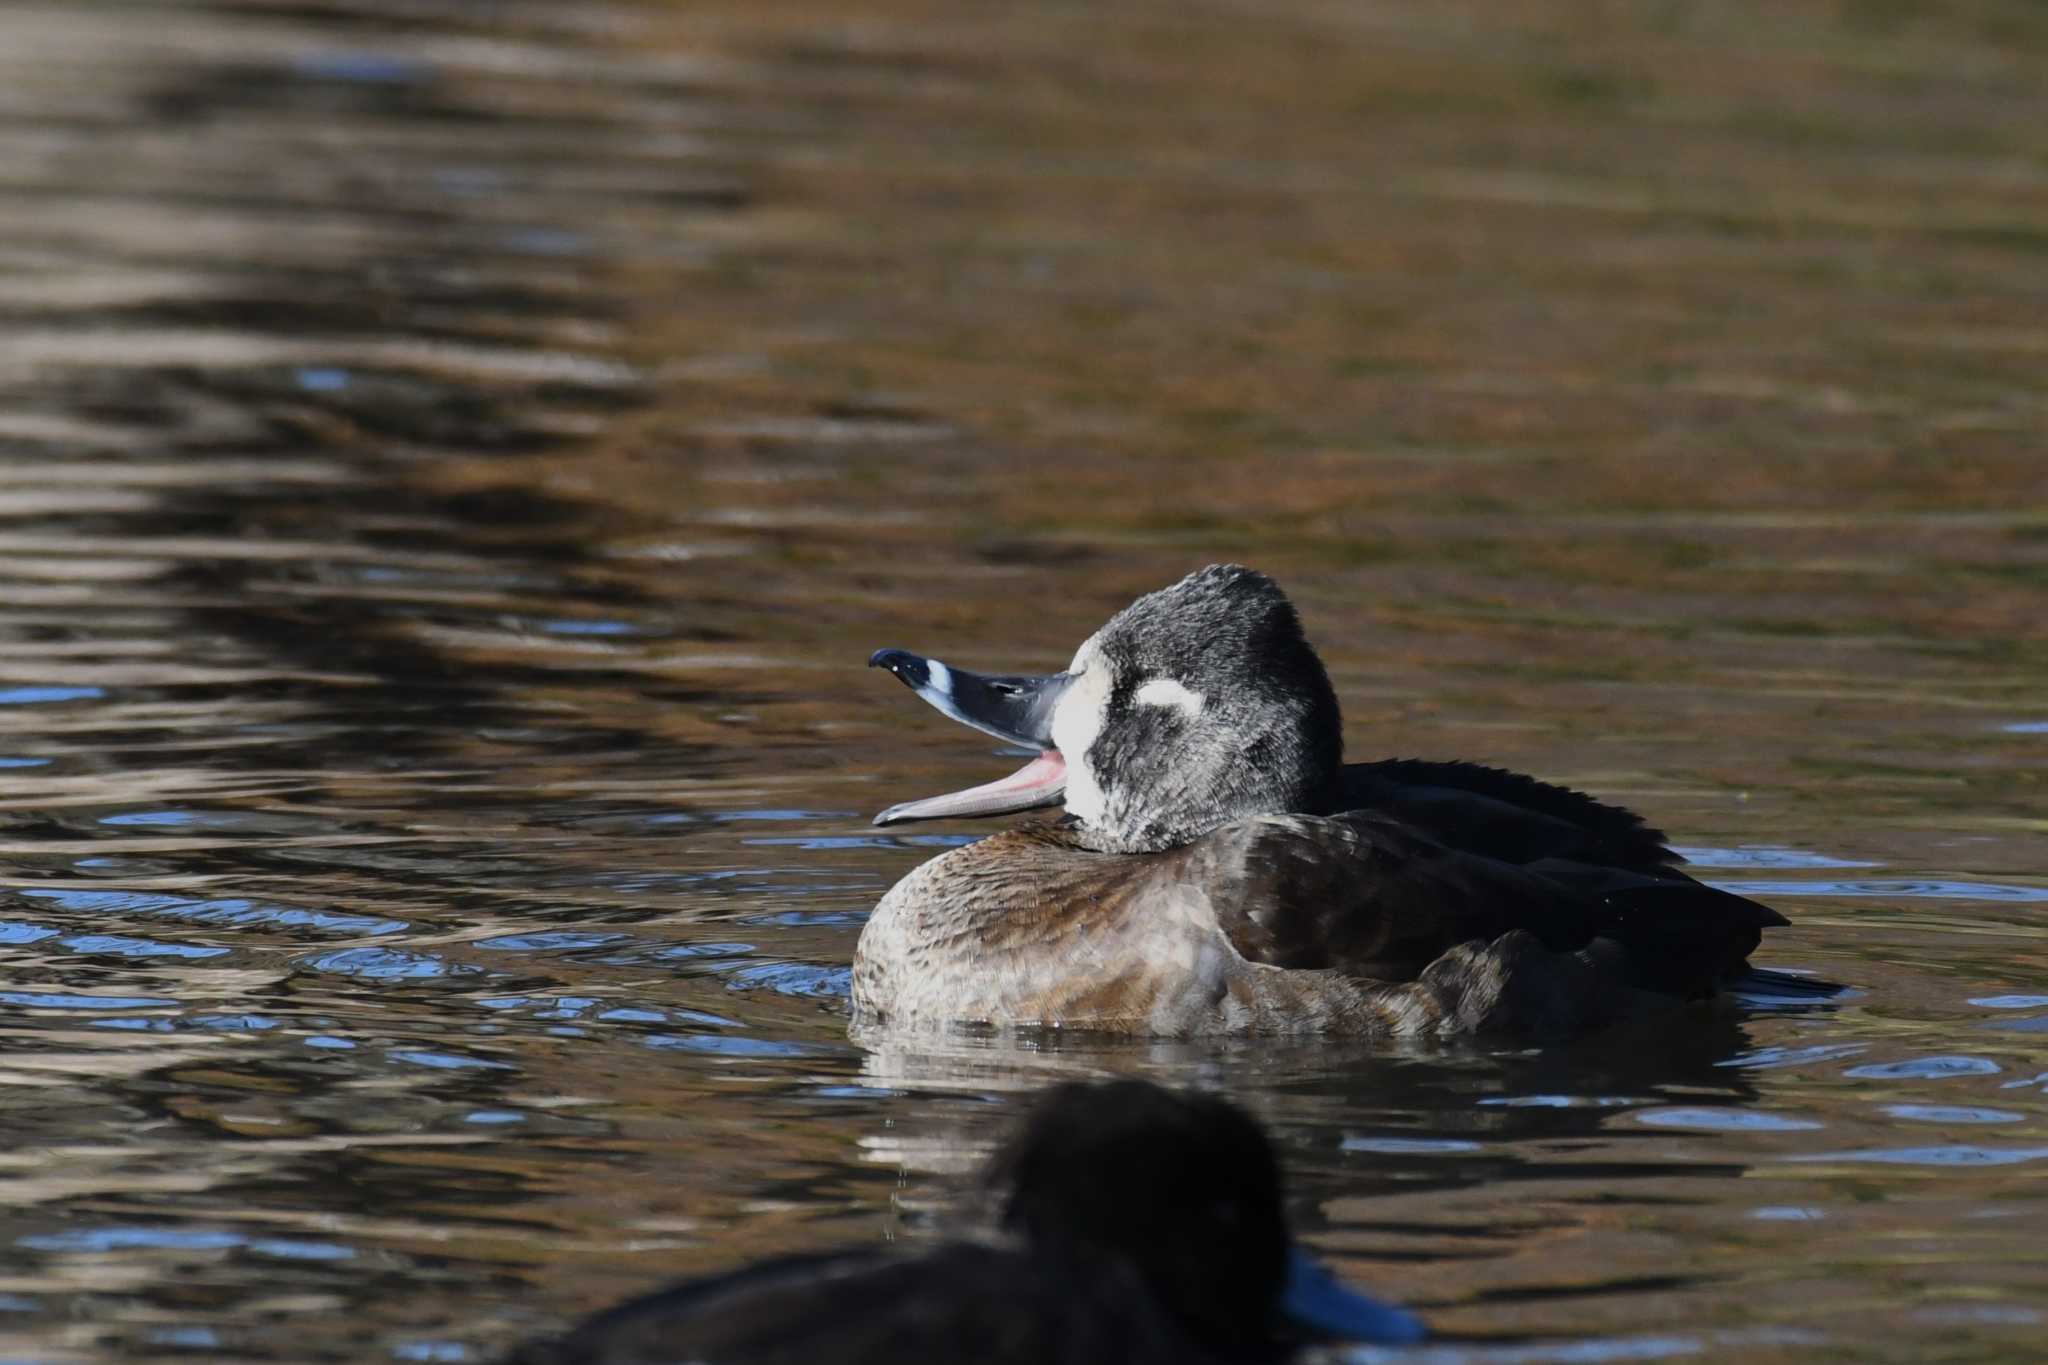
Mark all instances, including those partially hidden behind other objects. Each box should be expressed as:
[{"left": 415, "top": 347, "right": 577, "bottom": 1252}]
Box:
[{"left": 853, "top": 814, "right": 1753, "bottom": 1037}]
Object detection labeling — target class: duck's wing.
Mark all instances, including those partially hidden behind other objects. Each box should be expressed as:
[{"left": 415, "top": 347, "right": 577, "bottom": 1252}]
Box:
[
  {"left": 1335, "top": 758, "right": 1807, "bottom": 994},
  {"left": 504, "top": 1245, "right": 1172, "bottom": 1365},
  {"left": 1338, "top": 759, "right": 1682, "bottom": 874},
  {"left": 1191, "top": 811, "right": 1781, "bottom": 999},
  {"left": 1515, "top": 853, "right": 1786, "bottom": 995},
  {"left": 1189, "top": 812, "right": 1582, "bottom": 978}
]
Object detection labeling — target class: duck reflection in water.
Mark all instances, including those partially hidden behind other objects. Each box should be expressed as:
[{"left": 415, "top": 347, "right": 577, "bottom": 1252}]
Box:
[
  {"left": 506, "top": 1079, "right": 1422, "bottom": 1364},
  {"left": 858, "top": 565, "right": 1837, "bottom": 1037}
]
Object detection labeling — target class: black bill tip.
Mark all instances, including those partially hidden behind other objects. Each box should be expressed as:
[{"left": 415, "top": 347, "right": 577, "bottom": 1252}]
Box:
[{"left": 868, "top": 648, "right": 929, "bottom": 690}]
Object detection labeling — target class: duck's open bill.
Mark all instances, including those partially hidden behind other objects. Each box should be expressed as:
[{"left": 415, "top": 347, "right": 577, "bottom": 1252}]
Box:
[{"left": 869, "top": 648, "right": 1073, "bottom": 825}]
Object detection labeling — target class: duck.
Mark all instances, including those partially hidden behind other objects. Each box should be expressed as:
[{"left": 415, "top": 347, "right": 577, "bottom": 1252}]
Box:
[
  {"left": 504, "top": 1079, "right": 1422, "bottom": 1364},
  {"left": 855, "top": 564, "right": 1828, "bottom": 1036}
]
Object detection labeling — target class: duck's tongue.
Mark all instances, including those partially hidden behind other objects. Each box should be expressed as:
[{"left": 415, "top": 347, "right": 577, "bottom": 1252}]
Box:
[{"left": 872, "top": 749, "right": 1067, "bottom": 827}]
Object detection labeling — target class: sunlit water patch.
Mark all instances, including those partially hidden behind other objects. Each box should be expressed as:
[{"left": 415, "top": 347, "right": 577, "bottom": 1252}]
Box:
[
  {"left": 1708, "top": 879, "right": 2048, "bottom": 903},
  {"left": 1629, "top": 1107, "right": 1824, "bottom": 1132},
  {"left": 1671, "top": 846, "right": 1878, "bottom": 870}
]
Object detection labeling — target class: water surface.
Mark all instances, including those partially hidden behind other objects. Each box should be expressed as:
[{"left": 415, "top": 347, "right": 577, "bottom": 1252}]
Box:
[{"left": 1, "top": 1, "right": 2045, "bottom": 1360}]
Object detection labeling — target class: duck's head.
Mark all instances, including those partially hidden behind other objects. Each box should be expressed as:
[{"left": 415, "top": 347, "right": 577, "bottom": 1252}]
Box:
[
  {"left": 870, "top": 564, "right": 1342, "bottom": 852},
  {"left": 985, "top": 1079, "right": 1423, "bottom": 1349}
]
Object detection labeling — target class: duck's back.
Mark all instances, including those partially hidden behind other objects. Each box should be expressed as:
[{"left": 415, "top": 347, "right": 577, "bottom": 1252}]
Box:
[
  {"left": 1337, "top": 759, "right": 1680, "bottom": 872},
  {"left": 505, "top": 1244, "right": 1206, "bottom": 1365}
]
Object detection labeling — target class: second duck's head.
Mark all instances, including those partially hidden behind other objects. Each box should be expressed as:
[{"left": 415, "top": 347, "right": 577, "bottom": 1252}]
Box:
[
  {"left": 870, "top": 564, "right": 1342, "bottom": 853},
  {"left": 984, "top": 1079, "right": 1422, "bottom": 1352}
]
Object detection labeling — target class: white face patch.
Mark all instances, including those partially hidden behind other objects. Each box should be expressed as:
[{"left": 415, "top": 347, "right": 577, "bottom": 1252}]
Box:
[
  {"left": 1132, "top": 677, "right": 1204, "bottom": 718},
  {"left": 1051, "top": 637, "right": 1109, "bottom": 824}
]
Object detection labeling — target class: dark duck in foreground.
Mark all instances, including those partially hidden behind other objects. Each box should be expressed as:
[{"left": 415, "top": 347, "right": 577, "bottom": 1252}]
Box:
[
  {"left": 857, "top": 564, "right": 1832, "bottom": 1036},
  {"left": 507, "top": 1080, "right": 1421, "bottom": 1364}
]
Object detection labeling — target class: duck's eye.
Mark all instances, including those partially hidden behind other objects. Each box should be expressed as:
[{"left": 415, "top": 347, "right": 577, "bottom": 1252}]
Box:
[{"left": 990, "top": 682, "right": 1024, "bottom": 697}]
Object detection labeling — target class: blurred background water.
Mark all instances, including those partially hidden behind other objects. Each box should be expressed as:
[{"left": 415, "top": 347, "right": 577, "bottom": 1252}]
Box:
[{"left": 0, "top": 0, "right": 2044, "bottom": 1360}]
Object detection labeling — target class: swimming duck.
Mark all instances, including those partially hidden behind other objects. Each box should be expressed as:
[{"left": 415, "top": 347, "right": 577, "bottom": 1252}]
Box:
[
  {"left": 856, "top": 564, "right": 1817, "bottom": 1036},
  {"left": 506, "top": 1079, "right": 1421, "bottom": 1365}
]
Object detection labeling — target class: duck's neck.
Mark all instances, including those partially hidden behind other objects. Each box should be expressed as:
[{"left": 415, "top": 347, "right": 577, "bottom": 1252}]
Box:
[{"left": 1064, "top": 771, "right": 1342, "bottom": 853}]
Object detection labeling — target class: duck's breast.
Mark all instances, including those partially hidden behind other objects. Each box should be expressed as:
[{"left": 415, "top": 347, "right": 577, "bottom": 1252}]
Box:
[{"left": 851, "top": 825, "right": 1388, "bottom": 1035}]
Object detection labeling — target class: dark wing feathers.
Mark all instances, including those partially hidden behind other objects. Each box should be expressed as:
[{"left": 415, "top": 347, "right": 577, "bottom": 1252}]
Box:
[
  {"left": 1522, "top": 858, "right": 1779, "bottom": 995},
  {"left": 1207, "top": 762, "right": 1789, "bottom": 999},
  {"left": 505, "top": 1246, "right": 1171, "bottom": 1365},
  {"left": 505, "top": 1251, "right": 882, "bottom": 1364},
  {"left": 1339, "top": 759, "right": 1682, "bottom": 874},
  {"left": 1192, "top": 813, "right": 1597, "bottom": 979}
]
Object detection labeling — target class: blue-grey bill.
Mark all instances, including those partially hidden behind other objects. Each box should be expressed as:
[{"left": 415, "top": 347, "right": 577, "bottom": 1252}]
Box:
[
  {"left": 869, "top": 648, "right": 1071, "bottom": 748},
  {"left": 1279, "top": 1247, "right": 1425, "bottom": 1345}
]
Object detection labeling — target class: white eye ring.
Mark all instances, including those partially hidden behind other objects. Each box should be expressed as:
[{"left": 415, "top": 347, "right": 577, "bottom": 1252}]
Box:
[{"left": 1132, "top": 678, "right": 1204, "bottom": 718}]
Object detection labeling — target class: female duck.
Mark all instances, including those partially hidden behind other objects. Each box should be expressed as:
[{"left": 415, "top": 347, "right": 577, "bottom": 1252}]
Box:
[
  {"left": 857, "top": 564, "right": 1820, "bottom": 1036},
  {"left": 507, "top": 1080, "right": 1421, "bottom": 1364}
]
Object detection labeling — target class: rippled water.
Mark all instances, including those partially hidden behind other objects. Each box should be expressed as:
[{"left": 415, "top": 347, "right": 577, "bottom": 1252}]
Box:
[{"left": 2, "top": 1, "right": 2045, "bottom": 1360}]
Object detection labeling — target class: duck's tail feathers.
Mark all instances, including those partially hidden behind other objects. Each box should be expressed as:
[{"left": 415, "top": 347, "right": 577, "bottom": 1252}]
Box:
[{"left": 1727, "top": 967, "right": 1848, "bottom": 1006}]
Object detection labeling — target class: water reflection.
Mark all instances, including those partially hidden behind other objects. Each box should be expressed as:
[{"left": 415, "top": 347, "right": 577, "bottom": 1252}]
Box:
[{"left": 0, "top": 0, "right": 2045, "bottom": 1361}]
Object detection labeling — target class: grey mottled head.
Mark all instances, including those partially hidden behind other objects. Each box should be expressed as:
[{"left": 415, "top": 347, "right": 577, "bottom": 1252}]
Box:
[
  {"left": 1054, "top": 565, "right": 1342, "bottom": 852},
  {"left": 869, "top": 564, "right": 1344, "bottom": 851}
]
